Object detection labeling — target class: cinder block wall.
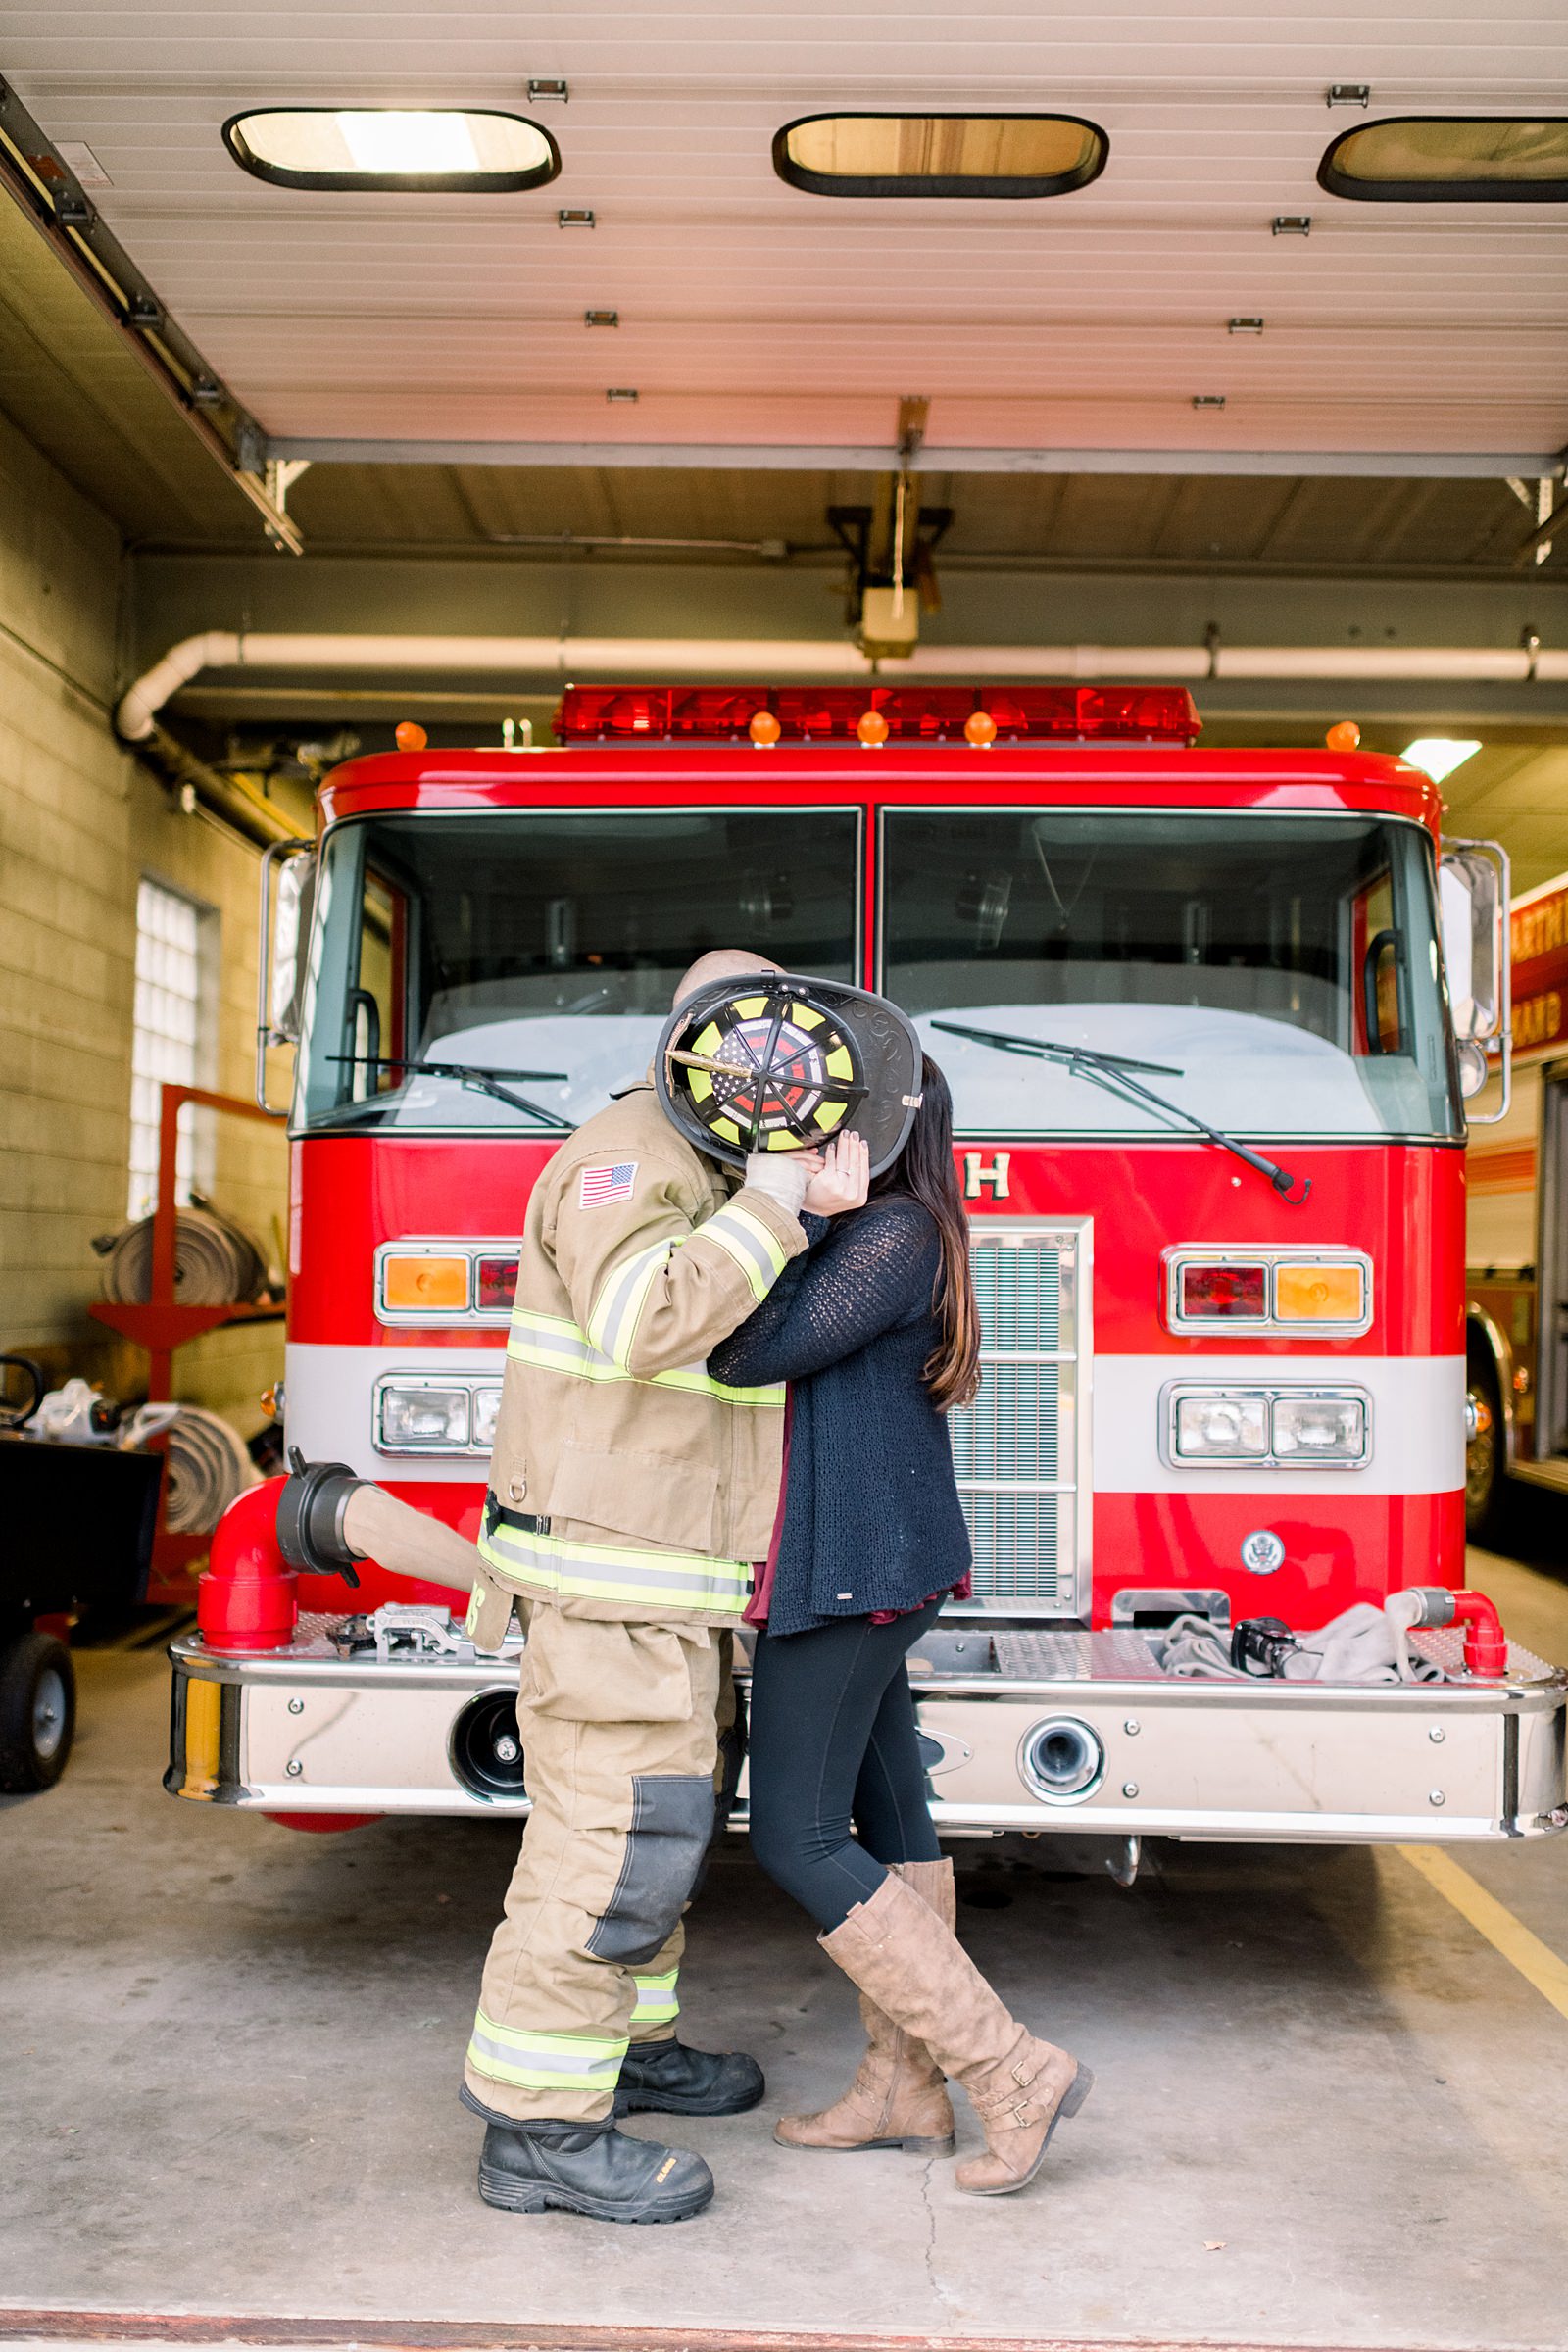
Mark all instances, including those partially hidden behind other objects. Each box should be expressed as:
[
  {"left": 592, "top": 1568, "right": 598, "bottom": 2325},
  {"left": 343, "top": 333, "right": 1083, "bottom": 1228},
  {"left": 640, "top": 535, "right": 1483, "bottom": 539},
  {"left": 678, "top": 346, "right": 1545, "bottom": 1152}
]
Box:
[{"left": 0, "top": 406, "right": 285, "bottom": 1436}]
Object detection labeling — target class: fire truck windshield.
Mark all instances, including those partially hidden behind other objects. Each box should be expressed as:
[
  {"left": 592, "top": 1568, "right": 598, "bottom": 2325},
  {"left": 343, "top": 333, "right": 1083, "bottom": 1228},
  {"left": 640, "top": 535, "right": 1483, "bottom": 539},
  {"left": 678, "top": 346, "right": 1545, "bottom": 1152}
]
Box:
[
  {"left": 884, "top": 810, "right": 1461, "bottom": 1142},
  {"left": 294, "top": 810, "right": 859, "bottom": 1133}
]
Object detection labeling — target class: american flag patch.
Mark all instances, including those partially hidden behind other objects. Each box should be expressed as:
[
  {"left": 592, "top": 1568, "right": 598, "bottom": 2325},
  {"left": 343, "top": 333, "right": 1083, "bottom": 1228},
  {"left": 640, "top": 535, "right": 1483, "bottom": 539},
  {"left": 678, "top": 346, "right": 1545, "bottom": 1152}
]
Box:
[{"left": 579, "top": 1160, "right": 638, "bottom": 1208}]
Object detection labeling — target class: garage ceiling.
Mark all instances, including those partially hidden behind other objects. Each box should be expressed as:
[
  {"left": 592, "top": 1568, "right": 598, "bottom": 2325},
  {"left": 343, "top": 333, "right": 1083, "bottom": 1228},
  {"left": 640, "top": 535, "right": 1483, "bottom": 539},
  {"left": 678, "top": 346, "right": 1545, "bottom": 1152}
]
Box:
[{"left": 6, "top": 1, "right": 1568, "bottom": 471}]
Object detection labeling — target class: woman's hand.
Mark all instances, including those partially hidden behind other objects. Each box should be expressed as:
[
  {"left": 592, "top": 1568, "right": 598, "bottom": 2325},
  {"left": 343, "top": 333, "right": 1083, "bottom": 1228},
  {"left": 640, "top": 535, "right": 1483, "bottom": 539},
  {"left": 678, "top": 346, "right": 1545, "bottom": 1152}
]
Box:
[{"left": 801, "top": 1131, "right": 870, "bottom": 1216}]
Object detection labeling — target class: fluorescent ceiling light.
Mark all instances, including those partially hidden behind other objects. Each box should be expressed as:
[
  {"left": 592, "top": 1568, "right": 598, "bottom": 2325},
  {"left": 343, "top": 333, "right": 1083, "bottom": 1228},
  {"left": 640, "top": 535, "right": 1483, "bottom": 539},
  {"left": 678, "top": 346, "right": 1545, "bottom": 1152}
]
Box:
[
  {"left": 336, "top": 111, "right": 479, "bottom": 175},
  {"left": 1402, "top": 737, "right": 1481, "bottom": 783}
]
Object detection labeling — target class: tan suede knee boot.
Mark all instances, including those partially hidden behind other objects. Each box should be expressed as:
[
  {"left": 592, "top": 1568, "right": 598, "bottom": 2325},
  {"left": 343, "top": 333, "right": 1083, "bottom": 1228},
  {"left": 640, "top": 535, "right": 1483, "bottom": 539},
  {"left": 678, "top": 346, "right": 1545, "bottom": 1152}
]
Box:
[
  {"left": 774, "top": 1860, "right": 956, "bottom": 2155},
  {"left": 817, "top": 1870, "right": 1092, "bottom": 2195}
]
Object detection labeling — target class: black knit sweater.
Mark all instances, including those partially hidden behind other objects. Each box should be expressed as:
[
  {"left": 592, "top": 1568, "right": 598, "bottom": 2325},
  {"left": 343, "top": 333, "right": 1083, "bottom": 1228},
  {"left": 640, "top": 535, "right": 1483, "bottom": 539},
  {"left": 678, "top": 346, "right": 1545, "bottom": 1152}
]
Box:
[{"left": 707, "top": 1195, "right": 973, "bottom": 1638}]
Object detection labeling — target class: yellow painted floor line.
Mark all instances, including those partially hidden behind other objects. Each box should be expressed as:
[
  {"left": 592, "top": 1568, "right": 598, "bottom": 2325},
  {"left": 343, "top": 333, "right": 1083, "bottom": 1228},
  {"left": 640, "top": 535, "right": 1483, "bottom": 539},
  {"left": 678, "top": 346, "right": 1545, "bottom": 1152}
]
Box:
[{"left": 1397, "top": 1842, "right": 1568, "bottom": 2024}]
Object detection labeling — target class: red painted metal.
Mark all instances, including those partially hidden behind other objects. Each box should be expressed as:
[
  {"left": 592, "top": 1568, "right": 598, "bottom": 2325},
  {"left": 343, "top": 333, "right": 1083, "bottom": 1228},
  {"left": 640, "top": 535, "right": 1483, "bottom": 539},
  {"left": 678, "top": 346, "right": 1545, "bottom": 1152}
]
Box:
[
  {"left": 88, "top": 1082, "right": 285, "bottom": 1600},
  {"left": 264, "top": 1811, "right": 381, "bottom": 1833},
  {"left": 197, "top": 1480, "right": 298, "bottom": 1652},
  {"left": 1098, "top": 1490, "right": 1464, "bottom": 1628},
  {"left": 318, "top": 744, "right": 1445, "bottom": 840},
  {"left": 289, "top": 1134, "right": 1464, "bottom": 1361},
  {"left": 1452, "top": 1587, "right": 1509, "bottom": 1677}
]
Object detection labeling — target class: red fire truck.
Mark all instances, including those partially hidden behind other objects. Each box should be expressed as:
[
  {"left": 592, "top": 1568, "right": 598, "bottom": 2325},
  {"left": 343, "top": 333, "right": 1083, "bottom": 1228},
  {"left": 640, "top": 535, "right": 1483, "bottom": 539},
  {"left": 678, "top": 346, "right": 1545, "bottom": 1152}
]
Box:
[
  {"left": 1466, "top": 865, "right": 1568, "bottom": 1540},
  {"left": 167, "top": 684, "right": 1567, "bottom": 1854}
]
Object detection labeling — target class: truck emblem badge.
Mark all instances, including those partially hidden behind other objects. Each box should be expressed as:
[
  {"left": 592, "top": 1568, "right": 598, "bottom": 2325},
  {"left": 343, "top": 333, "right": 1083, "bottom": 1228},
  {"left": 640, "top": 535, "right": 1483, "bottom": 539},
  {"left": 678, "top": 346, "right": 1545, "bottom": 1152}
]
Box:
[
  {"left": 963, "top": 1152, "right": 1011, "bottom": 1200},
  {"left": 1240, "top": 1529, "right": 1286, "bottom": 1576}
]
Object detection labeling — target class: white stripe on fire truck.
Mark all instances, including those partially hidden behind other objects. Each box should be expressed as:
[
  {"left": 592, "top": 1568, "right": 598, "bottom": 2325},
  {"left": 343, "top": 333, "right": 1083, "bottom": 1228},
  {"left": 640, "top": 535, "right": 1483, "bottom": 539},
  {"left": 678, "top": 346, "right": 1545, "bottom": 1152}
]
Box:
[{"left": 1090, "top": 1353, "right": 1465, "bottom": 1496}]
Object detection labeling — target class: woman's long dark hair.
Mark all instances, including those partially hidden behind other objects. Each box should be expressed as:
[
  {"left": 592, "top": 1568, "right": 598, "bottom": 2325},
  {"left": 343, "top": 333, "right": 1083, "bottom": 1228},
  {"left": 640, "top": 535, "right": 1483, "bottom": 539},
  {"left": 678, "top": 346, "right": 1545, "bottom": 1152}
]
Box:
[{"left": 870, "top": 1054, "right": 981, "bottom": 1411}]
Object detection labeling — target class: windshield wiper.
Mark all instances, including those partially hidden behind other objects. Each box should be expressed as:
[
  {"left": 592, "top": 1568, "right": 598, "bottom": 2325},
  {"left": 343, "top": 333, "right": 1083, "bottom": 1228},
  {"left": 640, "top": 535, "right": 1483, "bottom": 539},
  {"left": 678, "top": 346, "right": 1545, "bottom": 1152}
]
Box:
[
  {"left": 930, "top": 1017, "right": 1310, "bottom": 1204},
  {"left": 328, "top": 1054, "right": 572, "bottom": 1132}
]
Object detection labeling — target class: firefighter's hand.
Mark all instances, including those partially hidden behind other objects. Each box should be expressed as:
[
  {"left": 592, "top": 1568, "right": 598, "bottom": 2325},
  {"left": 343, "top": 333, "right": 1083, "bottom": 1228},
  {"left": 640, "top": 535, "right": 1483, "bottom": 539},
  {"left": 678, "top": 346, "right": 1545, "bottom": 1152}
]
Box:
[
  {"left": 742, "top": 1150, "right": 822, "bottom": 1216},
  {"left": 802, "top": 1132, "right": 870, "bottom": 1217}
]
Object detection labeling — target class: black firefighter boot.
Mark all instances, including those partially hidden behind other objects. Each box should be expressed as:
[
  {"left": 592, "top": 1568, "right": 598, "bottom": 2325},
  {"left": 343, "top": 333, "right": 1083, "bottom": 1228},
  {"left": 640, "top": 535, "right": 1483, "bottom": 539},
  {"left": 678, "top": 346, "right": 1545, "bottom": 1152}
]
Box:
[
  {"left": 475, "top": 2114, "right": 714, "bottom": 2224},
  {"left": 615, "top": 2036, "right": 765, "bottom": 2117}
]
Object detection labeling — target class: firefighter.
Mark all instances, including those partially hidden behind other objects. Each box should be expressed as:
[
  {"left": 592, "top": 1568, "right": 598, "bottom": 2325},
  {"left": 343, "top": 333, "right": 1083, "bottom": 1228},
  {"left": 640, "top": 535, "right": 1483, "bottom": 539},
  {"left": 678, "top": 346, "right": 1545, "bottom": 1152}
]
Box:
[{"left": 457, "top": 949, "right": 829, "bottom": 2225}]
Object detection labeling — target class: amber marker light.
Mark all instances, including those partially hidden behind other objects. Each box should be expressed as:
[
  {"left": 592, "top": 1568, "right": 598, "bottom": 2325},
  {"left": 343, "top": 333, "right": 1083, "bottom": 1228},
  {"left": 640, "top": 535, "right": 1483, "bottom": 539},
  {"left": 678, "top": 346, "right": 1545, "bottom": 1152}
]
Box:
[
  {"left": 749, "top": 710, "right": 782, "bottom": 747},
  {"left": 1274, "top": 1262, "right": 1367, "bottom": 1324},
  {"left": 1325, "top": 720, "right": 1361, "bottom": 753},
  {"left": 381, "top": 1253, "right": 469, "bottom": 1313},
  {"left": 857, "top": 709, "right": 890, "bottom": 746},
  {"left": 395, "top": 720, "right": 428, "bottom": 751},
  {"left": 964, "top": 710, "right": 999, "bottom": 747}
]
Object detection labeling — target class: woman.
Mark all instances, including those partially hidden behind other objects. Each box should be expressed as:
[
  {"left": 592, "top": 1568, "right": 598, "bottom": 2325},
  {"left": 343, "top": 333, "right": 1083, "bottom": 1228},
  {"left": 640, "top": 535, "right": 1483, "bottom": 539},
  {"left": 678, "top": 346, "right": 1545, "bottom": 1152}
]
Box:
[{"left": 709, "top": 1059, "right": 1092, "bottom": 2198}]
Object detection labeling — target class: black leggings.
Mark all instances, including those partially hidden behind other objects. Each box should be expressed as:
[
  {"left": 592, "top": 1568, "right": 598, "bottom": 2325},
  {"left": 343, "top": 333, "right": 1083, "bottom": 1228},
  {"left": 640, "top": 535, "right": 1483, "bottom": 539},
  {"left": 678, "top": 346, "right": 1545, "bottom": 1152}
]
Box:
[{"left": 746, "top": 1599, "right": 945, "bottom": 1932}]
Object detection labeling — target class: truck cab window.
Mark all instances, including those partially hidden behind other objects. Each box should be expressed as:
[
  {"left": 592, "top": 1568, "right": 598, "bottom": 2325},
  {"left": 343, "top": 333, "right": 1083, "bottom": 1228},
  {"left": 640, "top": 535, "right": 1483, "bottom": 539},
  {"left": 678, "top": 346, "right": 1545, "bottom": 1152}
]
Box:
[
  {"left": 882, "top": 809, "right": 1460, "bottom": 1143},
  {"left": 296, "top": 809, "right": 858, "bottom": 1132}
]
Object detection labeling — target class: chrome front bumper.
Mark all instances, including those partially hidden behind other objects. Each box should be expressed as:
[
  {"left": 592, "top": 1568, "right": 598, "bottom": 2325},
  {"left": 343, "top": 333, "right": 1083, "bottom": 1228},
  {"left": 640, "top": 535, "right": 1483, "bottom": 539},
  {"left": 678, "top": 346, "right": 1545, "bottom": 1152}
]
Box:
[{"left": 167, "top": 1616, "right": 1568, "bottom": 1842}]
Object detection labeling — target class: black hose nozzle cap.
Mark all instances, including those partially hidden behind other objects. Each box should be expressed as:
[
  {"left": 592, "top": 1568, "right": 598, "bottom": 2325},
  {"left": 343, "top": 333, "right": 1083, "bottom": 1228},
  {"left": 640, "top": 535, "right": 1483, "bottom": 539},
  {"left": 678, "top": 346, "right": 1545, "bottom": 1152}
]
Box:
[{"left": 276, "top": 1446, "right": 367, "bottom": 1585}]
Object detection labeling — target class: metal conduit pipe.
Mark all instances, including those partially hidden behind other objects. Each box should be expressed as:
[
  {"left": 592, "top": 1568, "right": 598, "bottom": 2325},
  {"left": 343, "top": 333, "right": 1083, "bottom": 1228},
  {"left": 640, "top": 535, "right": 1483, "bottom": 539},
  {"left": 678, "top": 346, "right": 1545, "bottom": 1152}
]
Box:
[{"left": 115, "top": 630, "right": 1568, "bottom": 742}]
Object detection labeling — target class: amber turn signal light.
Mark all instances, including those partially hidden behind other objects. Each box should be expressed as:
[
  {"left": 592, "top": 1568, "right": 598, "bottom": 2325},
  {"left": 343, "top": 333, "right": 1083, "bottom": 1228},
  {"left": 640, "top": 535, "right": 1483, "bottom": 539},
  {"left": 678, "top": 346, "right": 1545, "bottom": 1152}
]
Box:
[
  {"left": 381, "top": 1253, "right": 469, "bottom": 1312},
  {"left": 1274, "top": 1262, "right": 1366, "bottom": 1323}
]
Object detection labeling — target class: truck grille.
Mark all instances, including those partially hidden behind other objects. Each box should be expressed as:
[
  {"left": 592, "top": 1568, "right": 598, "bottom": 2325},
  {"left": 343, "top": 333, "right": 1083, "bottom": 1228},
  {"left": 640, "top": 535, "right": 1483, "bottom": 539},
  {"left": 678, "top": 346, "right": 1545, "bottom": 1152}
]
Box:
[{"left": 949, "top": 1222, "right": 1088, "bottom": 1616}]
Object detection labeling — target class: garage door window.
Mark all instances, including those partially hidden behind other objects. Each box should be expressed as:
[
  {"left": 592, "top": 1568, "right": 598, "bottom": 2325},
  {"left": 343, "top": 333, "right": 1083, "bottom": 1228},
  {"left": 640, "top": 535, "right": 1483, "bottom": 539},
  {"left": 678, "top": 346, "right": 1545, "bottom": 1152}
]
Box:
[{"left": 773, "top": 114, "right": 1107, "bottom": 200}]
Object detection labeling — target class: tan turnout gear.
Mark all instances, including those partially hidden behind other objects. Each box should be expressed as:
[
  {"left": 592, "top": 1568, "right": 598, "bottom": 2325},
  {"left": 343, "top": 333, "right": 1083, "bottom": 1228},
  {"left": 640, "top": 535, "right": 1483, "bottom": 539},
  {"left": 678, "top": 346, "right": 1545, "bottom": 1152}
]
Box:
[
  {"left": 465, "top": 1606, "right": 723, "bottom": 2121},
  {"left": 464, "top": 1083, "right": 803, "bottom": 2121},
  {"left": 471, "top": 1085, "right": 804, "bottom": 1636}
]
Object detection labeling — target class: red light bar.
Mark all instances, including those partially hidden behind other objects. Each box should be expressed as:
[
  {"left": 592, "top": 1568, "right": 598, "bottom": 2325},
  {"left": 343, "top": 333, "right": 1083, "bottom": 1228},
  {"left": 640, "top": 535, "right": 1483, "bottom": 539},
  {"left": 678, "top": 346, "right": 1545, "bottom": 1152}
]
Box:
[{"left": 554, "top": 684, "right": 1201, "bottom": 746}]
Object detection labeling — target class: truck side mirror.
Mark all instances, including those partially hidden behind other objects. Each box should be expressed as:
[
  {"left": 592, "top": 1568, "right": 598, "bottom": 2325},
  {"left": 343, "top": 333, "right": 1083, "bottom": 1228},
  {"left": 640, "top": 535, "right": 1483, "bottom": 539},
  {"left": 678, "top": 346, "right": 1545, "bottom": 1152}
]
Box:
[
  {"left": 256, "top": 840, "right": 316, "bottom": 1113},
  {"left": 1440, "top": 838, "right": 1510, "bottom": 1117}
]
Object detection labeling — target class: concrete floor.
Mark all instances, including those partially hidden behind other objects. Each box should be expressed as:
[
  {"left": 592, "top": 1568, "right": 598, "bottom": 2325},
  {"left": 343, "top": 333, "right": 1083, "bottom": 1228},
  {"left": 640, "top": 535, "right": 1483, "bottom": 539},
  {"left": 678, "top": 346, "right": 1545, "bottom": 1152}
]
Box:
[{"left": 2, "top": 1549, "right": 1566, "bottom": 2348}]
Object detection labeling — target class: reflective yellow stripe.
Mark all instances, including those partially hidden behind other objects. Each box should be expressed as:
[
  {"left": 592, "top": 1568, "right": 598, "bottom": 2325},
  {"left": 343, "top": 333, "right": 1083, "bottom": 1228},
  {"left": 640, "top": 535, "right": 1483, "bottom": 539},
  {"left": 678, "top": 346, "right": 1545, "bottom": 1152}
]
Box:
[
  {"left": 630, "top": 1968, "right": 681, "bottom": 2028},
  {"left": 587, "top": 1198, "right": 792, "bottom": 1365},
  {"left": 480, "top": 1510, "right": 752, "bottom": 1617},
  {"left": 508, "top": 1308, "right": 783, "bottom": 1408},
  {"left": 466, "top": 2009, "right": 627, "bottom": 2092}
]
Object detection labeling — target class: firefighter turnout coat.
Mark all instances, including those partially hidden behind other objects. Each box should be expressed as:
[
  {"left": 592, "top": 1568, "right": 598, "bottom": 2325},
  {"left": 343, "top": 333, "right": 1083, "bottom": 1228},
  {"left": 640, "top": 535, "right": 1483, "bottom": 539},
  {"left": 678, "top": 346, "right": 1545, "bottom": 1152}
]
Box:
[{"left": 464, "top": 1083, "right": 806, "bottom": 2123}]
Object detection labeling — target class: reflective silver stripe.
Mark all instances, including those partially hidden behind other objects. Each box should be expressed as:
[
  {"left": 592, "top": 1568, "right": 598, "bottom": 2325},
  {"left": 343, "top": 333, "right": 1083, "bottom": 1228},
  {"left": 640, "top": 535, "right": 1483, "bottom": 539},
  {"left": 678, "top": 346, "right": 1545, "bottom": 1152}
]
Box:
[
  {"left": 698, "top": 1200, "right": 789, "bottom": 1300},
  {"left": 630, "top": 1968, "right": 680, "bottom": 2026},
  {"left": 479, "top": 1515, "right": 751, "bottom": 1615},
  {"left": 588, "top": 1241, "right": 668, "bottom": 1365},
  {"left": 588, "top": 1200, "right": 791, "bottom": 1364},
  {"left": 508, "top": 1309, "right": 782, "bottom": 1407},
  {"left": 467, "top": 2014, "right": 627, "bottom": 2090}
]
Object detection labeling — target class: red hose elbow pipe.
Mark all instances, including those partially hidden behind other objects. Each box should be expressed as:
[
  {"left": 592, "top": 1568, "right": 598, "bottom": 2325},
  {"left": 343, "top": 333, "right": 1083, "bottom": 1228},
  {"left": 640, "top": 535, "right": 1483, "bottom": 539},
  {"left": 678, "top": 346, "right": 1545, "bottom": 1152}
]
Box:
[
  {"left": 198, "top": 1478, "right": 298, "bottom": 1652},
  {"left": 1451, "top": 1588, "right": 1508, "bottom": 1680}
]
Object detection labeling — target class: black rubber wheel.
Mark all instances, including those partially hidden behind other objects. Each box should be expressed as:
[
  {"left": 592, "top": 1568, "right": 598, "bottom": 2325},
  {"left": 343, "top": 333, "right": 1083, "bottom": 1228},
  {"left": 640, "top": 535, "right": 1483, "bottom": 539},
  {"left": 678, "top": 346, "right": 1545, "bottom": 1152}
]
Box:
[
  {"left": 1464, "top": 1356, "right": 1511, "bottom": 1549},
  {"left": 0, "top": 1630, "right": 76, "bottom": 1792}
]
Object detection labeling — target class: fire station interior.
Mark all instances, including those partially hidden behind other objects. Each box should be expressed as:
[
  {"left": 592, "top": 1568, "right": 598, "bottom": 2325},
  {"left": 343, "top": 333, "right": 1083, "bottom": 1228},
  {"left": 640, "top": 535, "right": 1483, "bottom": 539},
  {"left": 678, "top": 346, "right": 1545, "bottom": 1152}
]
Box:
[{"left": 2, "top": 9, "right": 1568, "bottom": 2349}]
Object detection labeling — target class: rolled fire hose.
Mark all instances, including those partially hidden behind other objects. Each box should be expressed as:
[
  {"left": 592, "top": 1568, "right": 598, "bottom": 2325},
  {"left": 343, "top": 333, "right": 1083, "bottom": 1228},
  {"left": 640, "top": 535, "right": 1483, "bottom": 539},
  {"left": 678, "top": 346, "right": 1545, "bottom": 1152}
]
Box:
[
  {"left": 95, "top": 1205, "right": 267, "bottom": 1307},
  {"left": 340, "top": 1482, "right": 480, "bottom": 1592},
  {"left": 162, "top": 1405, "right": 258, "bottom": 1535}
]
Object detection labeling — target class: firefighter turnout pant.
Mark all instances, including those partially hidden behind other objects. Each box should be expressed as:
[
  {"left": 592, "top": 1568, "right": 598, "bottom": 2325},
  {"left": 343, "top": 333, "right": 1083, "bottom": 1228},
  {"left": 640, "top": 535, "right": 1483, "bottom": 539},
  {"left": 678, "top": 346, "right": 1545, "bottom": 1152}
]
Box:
[{"left": 464, "top": 1603, "right": 725, "bottom": 2124}]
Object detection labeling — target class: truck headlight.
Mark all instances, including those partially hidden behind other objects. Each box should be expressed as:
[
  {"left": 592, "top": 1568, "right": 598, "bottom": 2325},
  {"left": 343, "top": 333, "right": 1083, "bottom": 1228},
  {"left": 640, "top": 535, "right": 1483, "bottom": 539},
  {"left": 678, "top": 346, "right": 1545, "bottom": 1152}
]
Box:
[
  {"left": 377, "top": 1382, "right": 471, "bottom": 1450},
  {"left": 1164, "top": 1382, "right": 1371, "bottom": 1469},
  {"left": 1271, "top": 1393, "right": 1367, "bottom": 1462},
  {"left": 472, "top": 1382, "right": 503, "bottom": 1448},
  {"left": 1173, "top": 1391, "right": 1268, "bottom": 1459}
]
